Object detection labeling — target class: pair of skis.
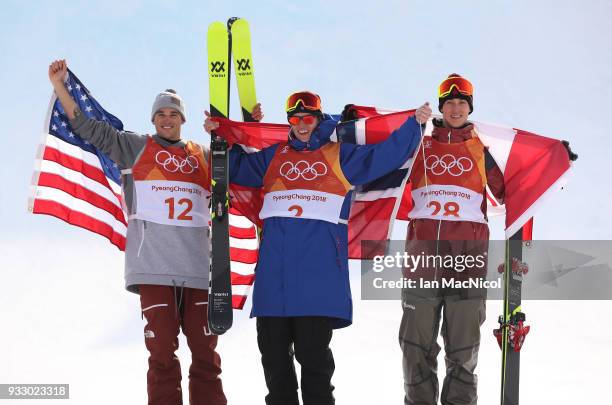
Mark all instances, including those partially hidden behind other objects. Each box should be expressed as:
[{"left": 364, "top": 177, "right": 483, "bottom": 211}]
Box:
[{"left": 207, "top": 18, "right": 258, "bottom": 335}]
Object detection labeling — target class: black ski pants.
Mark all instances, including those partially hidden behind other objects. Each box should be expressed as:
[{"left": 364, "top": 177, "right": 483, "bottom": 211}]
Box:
[{"left": 256, "top": 316, "right": 335, "bottom": 405}]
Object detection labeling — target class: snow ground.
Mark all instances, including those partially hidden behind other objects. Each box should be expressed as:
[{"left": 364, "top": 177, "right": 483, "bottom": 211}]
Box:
[{"left": 1, "top": 236, "right": 609, "bottom": 404}]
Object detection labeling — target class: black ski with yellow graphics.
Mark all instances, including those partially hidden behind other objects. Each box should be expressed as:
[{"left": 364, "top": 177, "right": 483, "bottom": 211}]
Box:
[
  {"left": 494, "top": 228, "right": 531, "bottom": 405},
  {"left": 207, "top": 21, "right": 232, "bottom": 335}
]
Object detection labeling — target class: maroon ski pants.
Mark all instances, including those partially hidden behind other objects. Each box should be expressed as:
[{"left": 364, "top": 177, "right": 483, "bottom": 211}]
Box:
[{"left": 139, "top": 284, "right": 227, "bottom": 405}]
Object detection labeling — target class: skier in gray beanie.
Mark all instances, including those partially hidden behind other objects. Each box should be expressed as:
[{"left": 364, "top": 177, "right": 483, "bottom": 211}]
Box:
[
  {"left": 151, "top": 88, "right": 186, "bottom": 123},
  {"left": 49, "top": 59, "right": 264, "bottom": 404},
  {"left": 49, "top": 59, "right": 227, "bottom": 405}
]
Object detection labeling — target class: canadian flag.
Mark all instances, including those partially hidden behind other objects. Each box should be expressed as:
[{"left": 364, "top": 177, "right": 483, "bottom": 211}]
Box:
[{"left": 472, "top": 119, "right": 572, "bottom": 236}]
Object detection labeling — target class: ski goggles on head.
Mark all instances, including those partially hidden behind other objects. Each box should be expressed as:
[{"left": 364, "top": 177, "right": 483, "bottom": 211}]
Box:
[
  {"left": 438, "top": 76, "right": 473, "bottom": 98},
  {"left": 288, "top": 114, "right": 317, "bottom": 125},
  {"left": 285, "top": 91, "right": 322, "bottom": 114}
]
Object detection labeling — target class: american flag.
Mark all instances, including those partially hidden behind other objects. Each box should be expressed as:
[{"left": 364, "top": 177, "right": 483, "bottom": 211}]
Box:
[{"left": 29, "top": 70, "right": 257, "bottom": 309}]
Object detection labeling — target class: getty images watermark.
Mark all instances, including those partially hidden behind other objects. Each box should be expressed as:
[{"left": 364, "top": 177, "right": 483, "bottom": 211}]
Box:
[
  {"left": 370, "top": 251, "right": 502, "bottom": 290},
  {"left": 360, "top": 240, "right": 612, "bottom": 300}
]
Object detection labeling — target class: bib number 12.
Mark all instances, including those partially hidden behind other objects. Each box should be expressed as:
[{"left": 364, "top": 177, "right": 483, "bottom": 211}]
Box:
[{"left": 165, "top": 197, "right": 193, "bottom": 220}]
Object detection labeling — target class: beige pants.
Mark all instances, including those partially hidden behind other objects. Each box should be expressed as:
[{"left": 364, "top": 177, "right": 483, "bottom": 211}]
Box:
[{"left": 399, "top": 294, "right": 486, "bottom": 405}]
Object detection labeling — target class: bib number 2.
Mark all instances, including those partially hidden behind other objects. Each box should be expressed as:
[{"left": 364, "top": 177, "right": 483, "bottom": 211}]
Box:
[{"left": 165, "top": 197, "right": 193, "bottom": 220}]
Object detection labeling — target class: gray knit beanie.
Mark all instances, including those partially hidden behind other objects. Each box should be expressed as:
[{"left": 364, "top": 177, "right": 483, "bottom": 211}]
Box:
[{"left": 151, "top": 89, "right": 186, "bottom": 122}]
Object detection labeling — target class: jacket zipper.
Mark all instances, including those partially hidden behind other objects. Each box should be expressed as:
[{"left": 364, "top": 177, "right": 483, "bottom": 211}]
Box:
[{"left": 435, "top": 131, "right": 452, "bottom": 281}]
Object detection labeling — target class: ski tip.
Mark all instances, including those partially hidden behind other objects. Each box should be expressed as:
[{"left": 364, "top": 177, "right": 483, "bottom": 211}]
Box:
[
  {"left": 229, "top": 17, "right": 249, "bottom": 30},
  {"left": 208, "top": 21, "right": 226, "bottom": 30},
  {"left": 227, "top": 17, "right": 241, "bottom": 28}
]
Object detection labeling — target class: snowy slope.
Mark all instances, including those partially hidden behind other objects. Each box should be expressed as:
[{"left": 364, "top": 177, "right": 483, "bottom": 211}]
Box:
[{"left": 1, "top": 239, "right": 609, "bottom": 404}]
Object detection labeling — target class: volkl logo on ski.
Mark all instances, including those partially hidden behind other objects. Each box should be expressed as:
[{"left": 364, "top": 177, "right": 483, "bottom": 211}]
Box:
[
  {"left": 236, "top": 58, "right": 251, "bottom": 71},
  {"left": 210, "top": 61, "right": 226, "bottom": 74},
  {"left": 236, "top": 58, "right": 252, "bottom": 77}
]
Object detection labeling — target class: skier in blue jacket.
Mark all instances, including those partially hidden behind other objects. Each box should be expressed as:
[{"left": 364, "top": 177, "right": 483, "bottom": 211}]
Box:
[{"left": 205, "top": 91, "right": 431, "bottom": 405}]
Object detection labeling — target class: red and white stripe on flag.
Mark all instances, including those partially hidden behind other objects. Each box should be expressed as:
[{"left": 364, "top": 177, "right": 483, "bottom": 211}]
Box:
[
  {"left": 29, "top": 94, "right": 128, "bottom": 250},
  {"left": 228, "top": 207, "right": 258, "bottom": 309}
]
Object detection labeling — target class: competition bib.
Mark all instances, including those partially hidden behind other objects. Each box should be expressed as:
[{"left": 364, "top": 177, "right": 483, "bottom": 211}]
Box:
[
  {"left": 134, "top": 180, "right": 209, "bottom": 227},
  {"left": 261, "top": 143, "right": 352, "bottom": 223},
  {"left": 130, "top": 138, "right": 211, "bottom": 227},
  {"left": 409, "top": 136, "right": 487, "bottom": 223}
]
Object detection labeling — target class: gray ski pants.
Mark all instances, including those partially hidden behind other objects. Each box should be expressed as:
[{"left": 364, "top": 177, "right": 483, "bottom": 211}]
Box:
[{"left": 399, "top": 294, "right": 486, "bottom": 405}]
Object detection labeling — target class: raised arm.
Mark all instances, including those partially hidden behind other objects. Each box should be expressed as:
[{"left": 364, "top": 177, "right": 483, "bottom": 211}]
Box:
[
  {"left": 340, "top": 102, "right": 431, "bottom": 185},
  {"left": 47, "top": 59, "right": 145, "bottom": 167},
  {"left": 48, "top": 60, "right": 78, "bottom": 120}
]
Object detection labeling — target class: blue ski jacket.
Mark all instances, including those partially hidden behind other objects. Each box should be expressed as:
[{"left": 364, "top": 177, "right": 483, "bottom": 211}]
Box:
[{"left": 228, "top": 116, "right": 422, "bottom": 328}]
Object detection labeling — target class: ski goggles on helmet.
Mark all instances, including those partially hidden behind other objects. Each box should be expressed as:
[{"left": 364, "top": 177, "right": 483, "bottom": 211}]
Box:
[
  {"left": 287, "top": 114, "right": 317, "bottom": 126},
  {"left": 285, "top": 91, "right": 322, "bottom": 114},
  {"left": 438, "top": 76, "right": 473, "bottom": 98}
]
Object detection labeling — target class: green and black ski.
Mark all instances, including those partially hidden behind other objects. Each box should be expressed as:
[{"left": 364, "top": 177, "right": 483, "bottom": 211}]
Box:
[
  {"left": 228, "top": 17, "right": 258, "bottom": 122},
  {"left": 207, "top": 21, "right": 233, "bottom": 335},
  {"left": 494, "top": 227, "right": 531, "bottom": 405},
  {"left": 206, "top": 17, "right": 259, "bottom": 334}
]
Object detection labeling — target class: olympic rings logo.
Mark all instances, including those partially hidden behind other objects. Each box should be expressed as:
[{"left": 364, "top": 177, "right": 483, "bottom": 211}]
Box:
[
  {"left": 279, "top": 160, "right": 328, "bottom": 181},
  {"left": 425, "top": 154, "right": 473, "bottom": 177},
  {"left": 155, "top": 150, "right": 199, "bottom": 174}
]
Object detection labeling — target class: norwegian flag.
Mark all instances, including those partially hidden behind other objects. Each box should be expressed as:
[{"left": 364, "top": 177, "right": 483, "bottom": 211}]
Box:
[
  {"left": 29, "top": 70, "right": 257, "bottom": 309},
  {"left": 336, "top": 108, "right": 417, "bottom": 258}
]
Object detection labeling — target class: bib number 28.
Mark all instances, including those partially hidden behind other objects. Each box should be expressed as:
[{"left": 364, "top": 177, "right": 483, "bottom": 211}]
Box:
[
  {"left": 427, "top": 201, "right": 460, "bottom": 217},
  {"left": 164, "top": 197, "right": 193, "bottom": 220}
]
